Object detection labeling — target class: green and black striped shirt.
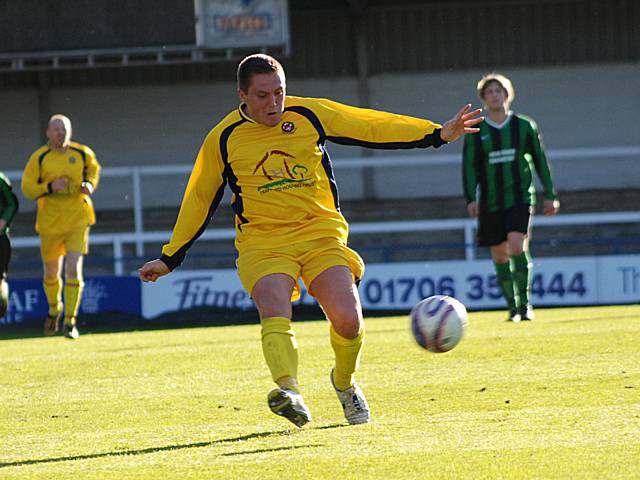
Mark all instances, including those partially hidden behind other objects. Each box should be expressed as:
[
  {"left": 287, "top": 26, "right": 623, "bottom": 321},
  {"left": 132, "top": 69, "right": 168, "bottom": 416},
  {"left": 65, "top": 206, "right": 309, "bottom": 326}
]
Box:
[
  {"left": 462, "top": 113, "right": 557, "bottom": 212},
  {"left": 0, "top": 171, "right": 18, "bottom": 235}
]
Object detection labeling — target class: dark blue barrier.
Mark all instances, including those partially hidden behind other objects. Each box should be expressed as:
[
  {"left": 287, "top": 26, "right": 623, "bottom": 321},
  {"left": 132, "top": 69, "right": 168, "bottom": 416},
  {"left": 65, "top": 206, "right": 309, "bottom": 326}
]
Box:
[{"left": 1, "top": 276, "right": 141, "bottom": 328}]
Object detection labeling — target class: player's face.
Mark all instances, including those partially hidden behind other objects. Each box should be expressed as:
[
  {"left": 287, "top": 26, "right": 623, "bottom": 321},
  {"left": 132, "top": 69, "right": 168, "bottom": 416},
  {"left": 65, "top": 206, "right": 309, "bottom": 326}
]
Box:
[
  {"left": 46, "top": 120, "right": 71, "bottom": 148},
  {"left": 239, "top": 71, "right": 286, "bottom": 127},
  {"left": 482, "top": 81, "right": 509, "bottom": 112}
]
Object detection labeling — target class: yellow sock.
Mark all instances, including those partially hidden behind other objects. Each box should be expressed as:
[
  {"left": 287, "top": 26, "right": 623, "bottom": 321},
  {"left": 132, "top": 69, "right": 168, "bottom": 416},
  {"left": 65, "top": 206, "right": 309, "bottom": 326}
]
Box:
[
  {"left": 330, "top": 325, "right": 365, "bottom": 391},
  {"left": 43, "top": 277, "right": 62, "bottom": 316},
  {"left": 261, "top": 316, "right": 299, "bottom": 392},
  {"left": 64, "top": 279, "right": 84, "bottom": 325}
]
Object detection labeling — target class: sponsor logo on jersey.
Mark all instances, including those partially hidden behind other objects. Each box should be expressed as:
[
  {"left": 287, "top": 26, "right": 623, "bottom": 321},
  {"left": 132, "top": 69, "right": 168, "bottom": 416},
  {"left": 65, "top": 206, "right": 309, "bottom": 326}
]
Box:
[
  {"left": 252, "top": 150, "right": 315, "bottom": 193},
  {"left": 488, "top": 148, "right": 516, "bottom": 164},
  {"left": 281, "top": 121, "right": 296, "bottom": 134}
]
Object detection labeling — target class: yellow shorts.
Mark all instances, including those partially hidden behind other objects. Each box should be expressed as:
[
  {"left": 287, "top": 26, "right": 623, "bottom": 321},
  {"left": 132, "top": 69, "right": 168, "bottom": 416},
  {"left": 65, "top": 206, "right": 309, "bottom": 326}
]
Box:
[
  {"left": 237, "top": 237, "right": 365, "bottom": 301},
  {"left": 40, "top": 228, "right": 90, "bottom": 262}
]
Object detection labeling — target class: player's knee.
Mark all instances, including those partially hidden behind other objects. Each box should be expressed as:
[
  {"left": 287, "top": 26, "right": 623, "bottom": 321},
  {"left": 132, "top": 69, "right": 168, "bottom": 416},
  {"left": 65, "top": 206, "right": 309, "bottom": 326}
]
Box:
[
  {"left": 65, "top": 270, "right": 81, "bottom": 281},
  {"left": 43, "top": 273, "right": 59, "bottom": 282},
  {"left": 328, "top": 306, "right": 362, "bottom": 339}
]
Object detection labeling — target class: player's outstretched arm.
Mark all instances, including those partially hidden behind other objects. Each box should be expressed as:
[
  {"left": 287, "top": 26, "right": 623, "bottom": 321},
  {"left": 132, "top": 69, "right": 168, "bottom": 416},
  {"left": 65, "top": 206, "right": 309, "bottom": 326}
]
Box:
[
  {"left": 440, "top": 104, "right": 484, "bottom": 142},
  {"left": 138, "top": 259, "right": 170, "bottom": 283}
]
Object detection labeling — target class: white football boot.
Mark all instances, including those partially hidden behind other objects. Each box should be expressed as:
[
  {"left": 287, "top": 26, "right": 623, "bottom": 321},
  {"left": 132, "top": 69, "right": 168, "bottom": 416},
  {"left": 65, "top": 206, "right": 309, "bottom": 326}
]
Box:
[
  {"left": 267, "top": 388, "right": 311, "bottom": 428},
  {"left": 331, "top": 369, "right": 371, "bottom": 425}
]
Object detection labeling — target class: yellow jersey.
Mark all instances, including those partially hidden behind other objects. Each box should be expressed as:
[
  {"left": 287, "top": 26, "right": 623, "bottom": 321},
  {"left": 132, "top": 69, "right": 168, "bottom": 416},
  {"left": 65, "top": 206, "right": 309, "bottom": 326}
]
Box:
[
  {"left": 22, "top": 142, "right": 101, "bottom": 234},
  {"left": 161, "top": 96, "right": 444, "bottom": 270}
]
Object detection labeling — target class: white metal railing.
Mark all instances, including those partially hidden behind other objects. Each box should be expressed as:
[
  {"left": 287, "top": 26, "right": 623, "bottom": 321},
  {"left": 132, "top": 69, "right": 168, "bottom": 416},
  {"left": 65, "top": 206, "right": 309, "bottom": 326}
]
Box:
[
  {"left": 10, "top": 211, "right": 640, "bottom": 276},
  {"left": 7, "top": 145, "right": 640, "bottom": 274}
]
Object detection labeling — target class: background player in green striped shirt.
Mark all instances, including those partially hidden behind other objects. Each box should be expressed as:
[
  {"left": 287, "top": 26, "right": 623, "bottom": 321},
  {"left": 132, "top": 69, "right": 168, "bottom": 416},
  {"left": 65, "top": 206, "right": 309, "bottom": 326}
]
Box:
[
  {"left": 0, "top": 171, "right": 19, "bottom": 318},
  {"left": 462, "top": 73, "right": 560, "bottom": 322}
]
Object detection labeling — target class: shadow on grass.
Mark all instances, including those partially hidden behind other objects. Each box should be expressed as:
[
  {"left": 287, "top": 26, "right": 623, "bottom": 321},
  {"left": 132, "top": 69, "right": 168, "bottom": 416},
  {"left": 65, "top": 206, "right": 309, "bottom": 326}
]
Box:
[
  {"left": 0, "top": 424, "right": 346, "bottom": 468},
  {"left": 220, "top": 444, "right": 324, "bottom": 457}
]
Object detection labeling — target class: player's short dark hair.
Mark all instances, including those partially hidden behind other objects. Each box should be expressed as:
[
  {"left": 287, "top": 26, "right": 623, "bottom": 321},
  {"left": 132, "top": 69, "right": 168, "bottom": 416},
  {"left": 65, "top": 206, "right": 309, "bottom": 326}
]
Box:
[{"left": 237, "top": 54, "right": 284, "bottom": 92}]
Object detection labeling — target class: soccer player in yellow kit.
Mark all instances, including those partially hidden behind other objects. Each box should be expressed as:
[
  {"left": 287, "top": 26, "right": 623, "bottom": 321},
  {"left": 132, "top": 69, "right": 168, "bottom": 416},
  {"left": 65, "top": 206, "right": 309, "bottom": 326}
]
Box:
[
  {"left": 139, "top": 54, "right": 482, "bottom": 427},
  {"left": 22, "top": 114, "right": 101, "bottom": 339}
]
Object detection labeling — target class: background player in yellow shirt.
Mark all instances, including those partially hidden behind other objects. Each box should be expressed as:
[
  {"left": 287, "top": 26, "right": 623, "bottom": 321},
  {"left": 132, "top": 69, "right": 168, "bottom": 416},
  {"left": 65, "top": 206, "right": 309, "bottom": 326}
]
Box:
[
  {"left": 22, "top": 114, "right": 101, "bottom": 339},
  {"left": 139, "top": 54, "right": 482, "bottom": 427}
]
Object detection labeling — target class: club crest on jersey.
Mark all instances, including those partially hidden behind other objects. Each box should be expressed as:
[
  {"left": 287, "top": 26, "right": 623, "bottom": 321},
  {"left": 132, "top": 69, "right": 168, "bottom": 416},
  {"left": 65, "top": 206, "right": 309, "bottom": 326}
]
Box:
[
  {"left": 68, "top": 157, "right": 77, "bottom": 164},
  {"left": 281, "top": 121, "right": 296, "bottom": 134}
]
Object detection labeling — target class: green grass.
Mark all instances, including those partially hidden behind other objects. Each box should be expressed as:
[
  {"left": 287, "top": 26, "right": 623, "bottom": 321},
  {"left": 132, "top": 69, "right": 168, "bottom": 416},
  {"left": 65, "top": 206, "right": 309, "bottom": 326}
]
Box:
[{"left": 1, "top": 305, "right": 639, "bottom": 479}]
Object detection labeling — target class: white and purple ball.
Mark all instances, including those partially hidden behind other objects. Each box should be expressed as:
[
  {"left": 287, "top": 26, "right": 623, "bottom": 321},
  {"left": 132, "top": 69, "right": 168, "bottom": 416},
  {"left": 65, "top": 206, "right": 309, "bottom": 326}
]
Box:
[{"left": 410, "top": 295, "right": 468, "bottom": 353}]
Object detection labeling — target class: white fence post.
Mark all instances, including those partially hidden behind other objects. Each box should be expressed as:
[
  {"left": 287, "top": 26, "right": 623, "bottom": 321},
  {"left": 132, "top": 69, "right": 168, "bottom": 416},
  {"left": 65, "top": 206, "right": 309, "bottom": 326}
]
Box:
[
  {"left": 113, "top": 237, "right": 124, "bottom": 276},
  {"left": 131, "top": 167, "right": 144, "bottom": 258},
  {"left": 464, "top": 222, "right": 476, "bottom": 261}
]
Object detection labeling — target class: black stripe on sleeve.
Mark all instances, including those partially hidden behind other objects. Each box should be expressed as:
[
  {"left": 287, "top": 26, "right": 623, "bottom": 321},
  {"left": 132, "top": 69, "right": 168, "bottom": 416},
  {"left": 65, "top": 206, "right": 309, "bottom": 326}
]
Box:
[
  {"left": 221, "top": 119, "right": 249, "bottom": 225},
  {"left": 284, "top": 106, "right": 326, "bottom": 144},
  {"left": 160, "top": 180, "right": 227, "bottom": 271},
  {"left": 320, "top": 147, "right": 340, "bottom": 211},
  {"left": 327, "top": 129, "right": 446, "bottom": 150},
  {"left": 161, "top": 120, "right": 246, "bottom": 271}
]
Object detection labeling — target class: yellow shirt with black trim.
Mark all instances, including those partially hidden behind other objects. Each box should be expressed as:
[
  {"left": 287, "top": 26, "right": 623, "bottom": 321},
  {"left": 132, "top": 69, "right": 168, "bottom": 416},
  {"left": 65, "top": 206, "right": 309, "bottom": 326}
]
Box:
[
  {"left": 161, "top": 96, "right": 444, "bottom": 270},
  {"left": 22, "top": 142, "right": 101, "bottom": 234}
]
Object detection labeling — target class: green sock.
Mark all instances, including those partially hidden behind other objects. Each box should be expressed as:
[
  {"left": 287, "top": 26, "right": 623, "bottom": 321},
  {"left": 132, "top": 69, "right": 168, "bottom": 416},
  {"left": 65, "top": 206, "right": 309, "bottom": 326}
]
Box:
[
  {"left": 511, "top": 251, "right": 532, "bottom": 306},
  {"left": 494, "top": 261, "right": 517, "bottom": 310}
]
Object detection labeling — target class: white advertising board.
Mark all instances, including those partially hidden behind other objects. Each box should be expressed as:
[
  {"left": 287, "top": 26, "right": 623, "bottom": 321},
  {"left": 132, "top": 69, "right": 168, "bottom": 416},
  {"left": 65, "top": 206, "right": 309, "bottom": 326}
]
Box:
[{"left": 141, "top": 255, "right": 640, "bottom": 318}]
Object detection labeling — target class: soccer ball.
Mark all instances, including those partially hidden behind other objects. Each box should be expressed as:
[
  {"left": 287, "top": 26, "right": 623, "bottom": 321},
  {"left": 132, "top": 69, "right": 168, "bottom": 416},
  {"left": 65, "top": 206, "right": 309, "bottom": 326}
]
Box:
[{"left": 410, "top": 295, "right": 468, "bottom": 353}]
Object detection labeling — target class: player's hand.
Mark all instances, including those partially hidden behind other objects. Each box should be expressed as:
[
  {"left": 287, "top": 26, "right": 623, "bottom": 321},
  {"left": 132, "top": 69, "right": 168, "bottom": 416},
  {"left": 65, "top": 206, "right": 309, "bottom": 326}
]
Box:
[
  {"left": 440, "top": 104, "right": 484, "bottom": 142},
  {"left": 50, "top": 176, "right": 69, "bottom": 192},
  {"left": 544, "top": 199, "right": 560, "bottom": 216},
  {"left": 138, "top": 259, "right": 170, "bottom": 282},
  {"left": 467, "top": 201, "right": 479, "bottom": 218},
  {"left": 81, "top": 181, "right": 94, "bottom": 195}
]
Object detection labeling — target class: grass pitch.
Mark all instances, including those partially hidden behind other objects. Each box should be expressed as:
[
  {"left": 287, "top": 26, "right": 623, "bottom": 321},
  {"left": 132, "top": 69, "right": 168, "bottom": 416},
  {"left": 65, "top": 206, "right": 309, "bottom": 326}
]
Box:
[{"left": 1, "top": 305, "right": 639, "bottom": 479}]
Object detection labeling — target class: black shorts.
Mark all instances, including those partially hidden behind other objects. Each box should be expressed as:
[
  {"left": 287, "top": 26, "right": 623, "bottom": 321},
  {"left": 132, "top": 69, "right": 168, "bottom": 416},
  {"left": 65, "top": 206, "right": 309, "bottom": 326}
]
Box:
[{"left": 477, "top": 204, "right": 533, "bottom": 247}]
